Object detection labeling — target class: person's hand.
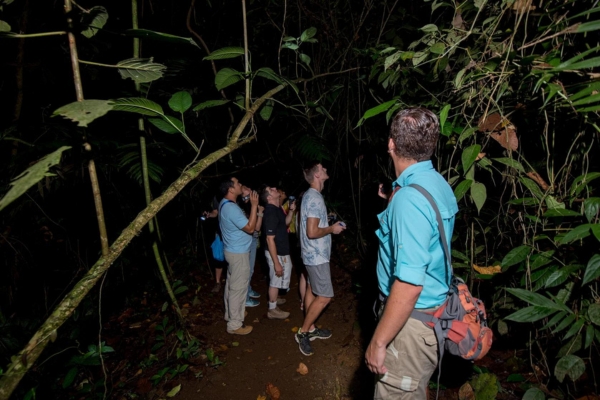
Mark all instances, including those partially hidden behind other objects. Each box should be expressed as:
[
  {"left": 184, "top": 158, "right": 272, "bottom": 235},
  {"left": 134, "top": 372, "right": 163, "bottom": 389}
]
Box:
[
  {"left": 378, "top": 184, "right": 389, "bottom": 200},
  {"left": 289, "top": 201, "right": 297, "bottom": 212},
  {"left": 258, "top": 205, "right": 265, "bottom": 214},
  {"left": 250, "top": 191, "right": 259, "bottom": 207},
  {"left": 274, "top": 263, "right": 284, "bottom": 277},
  {"left": 365, "top": 340, "right": 388, "bottom": 375},
  {"left": 331, "top": 221, "right": 346, "bottom": 234}
]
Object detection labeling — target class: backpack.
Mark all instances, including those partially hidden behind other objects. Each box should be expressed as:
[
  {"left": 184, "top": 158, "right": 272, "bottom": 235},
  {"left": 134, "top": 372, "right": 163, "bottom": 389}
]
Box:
[
  {"left": 210, "top": 233, "right": 225, "bottom": 262},
  {"left": 407, "top": 184, "right": 493, "bottom": 362}
]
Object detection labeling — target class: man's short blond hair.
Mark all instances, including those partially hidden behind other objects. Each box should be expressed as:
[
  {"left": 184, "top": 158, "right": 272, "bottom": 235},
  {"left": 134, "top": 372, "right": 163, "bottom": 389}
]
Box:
[{"left": 303, "top": 162, "right": 321, "bottom": 184}]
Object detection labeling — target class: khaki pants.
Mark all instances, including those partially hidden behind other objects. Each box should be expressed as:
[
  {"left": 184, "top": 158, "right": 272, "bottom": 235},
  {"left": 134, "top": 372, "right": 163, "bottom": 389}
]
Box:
[
  {"left": 374, "top": 316, "right": 438, "bottom": 399},
  {"left": 224, "top": 251, "right": 250, "bottom": 331}
]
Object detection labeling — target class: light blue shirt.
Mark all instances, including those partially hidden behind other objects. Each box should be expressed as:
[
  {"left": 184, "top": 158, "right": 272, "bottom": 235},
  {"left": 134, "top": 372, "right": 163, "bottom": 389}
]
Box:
[
  {"left": 376, "top": 161, "right": 458, "bottom": 308},
  {"left": 218, "top": 199, "right": 252, "bottom": 254},
  {"left": 300, "top": 188, "right": 331, "bottom": 265}
]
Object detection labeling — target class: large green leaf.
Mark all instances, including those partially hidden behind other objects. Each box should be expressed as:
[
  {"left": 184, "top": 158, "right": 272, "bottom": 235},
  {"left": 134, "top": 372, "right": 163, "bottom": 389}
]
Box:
[
  {"left": 117, "top": 58, "right": 166, "bottom": 83},
  {"left": 506, "top": 288, "right": 563, "bottom": 310},
  {"left": 300, "top": 27, "right": 317, "bottom": 42},
  {"left": 148, "top": 116, "right": 184, "bottom": 134},
  {"left": 585, "top": 197, "right": 600, "bottom": 222},
  {"left": 125, "top": 29, "right": 199, "bottom": 48},
  {"left": 203, "top": 47, "right": 244, "bottom": 60},
  {"left": 299, "top": 53, "right": 311, "bottom": 65},
  {"left": 501, "top": 245, "right": 530, "bottom": 270},
  {"left": 53, "top": 100, "right": 113, "bottom": 127},
  {"left": 492, "top": 157, "right": 525, "bottom": 173},
  {"left": 530, "top": 250, "right": 555, "bottom": 270},
  {"left": 589, "top": 303, "right": 600, "bottom": 326},
  {"left": 522, "top": 388, "right": 545, "bottom": 400},
  {"left": 550, "top": 313, "right": 575, "bottom": 334},
  {"left": 505, "top": 306, "right": 557, "bottom": 322},
  {"left": 461, "top": 144, "right": 481, "bottom": 174},
  {"left": 543, "top": 209, "right": 580, "bottom": 217},
  {"left": 192, "top": 99, "right": 230, "bottom": 112},
  {"left": 168, "top": 91, "right": 192, "bottom": 113},
  {"left": 255, "top": 67, "right": 283, "bottom": 84},
  {"left": 0, "top": 146, "right": 72, "bottom": 212},
  {"left": 215, "top": 68, "right": 243, "bottom": 90},
  {"left": 110, "top": 97, "right": 163, "bottom": 117},
  {"left": 80, "top": 6, "right": 108, "bottom": 38},
  {"left": 0, "top": 20, "right": 11, "bottom": 32},
  {"left": 582, "top": 254, "right": 600, "bottom": 286},
  {"left": 439, "top": 104, "right": 451, "bottom": 135},
  {"left": 559, "top": 224, "right": 593, "bottom": 244},
  {"left": 569, "top": 172, "right": 600, "bottom": 196},
  {"left": 470, "top": 182, "right": 487, "bottom": 213},
  {"left": 555, "top": 355, "right": 585, "bottom": 383},
  {"left": 356, "top": 99, "right": 397, "bottom": 127},
  {"left": 453, "top": 179, "right": 473, "bottom": 201},
  {"left": 544, "top": 265, "right": 581, "bottom": 288},
  {"left": 259, "top": 100, "right": 274, "bottom": 121},
  {"left": 519, "top": 176, "right": 544, "bottom": 199}
]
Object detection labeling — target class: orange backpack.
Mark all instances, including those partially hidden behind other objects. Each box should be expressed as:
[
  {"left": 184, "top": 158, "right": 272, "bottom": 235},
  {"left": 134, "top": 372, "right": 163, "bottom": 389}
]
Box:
[{"left": 407, "top": 184, "right": 493, "bottom": 361}]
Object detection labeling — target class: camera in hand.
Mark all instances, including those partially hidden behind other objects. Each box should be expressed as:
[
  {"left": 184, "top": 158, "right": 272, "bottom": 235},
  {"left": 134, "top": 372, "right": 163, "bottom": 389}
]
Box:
[
  {"left": 288, "top": 195, "right": 296, "bottom": 203},
  {"left": 242, "top": 195, "right": 250, "bottom": 202},
  {"left": 327, "top": 214, "right": 337, "bottom": 224}
]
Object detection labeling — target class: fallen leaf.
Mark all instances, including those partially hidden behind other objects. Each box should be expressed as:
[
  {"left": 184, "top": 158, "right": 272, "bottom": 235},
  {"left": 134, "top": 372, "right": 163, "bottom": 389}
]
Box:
[
  {"left": 490, "top": 128, "right": 518, "bottom": 151},
  {"left": 166, "top": 384, "right": 181, "bottom": 397},
  {"left": 526, "top": 171, "right": 549, "bottom": 191},
  {"left": 478, "top": 113, "right": 503, "bottom": 132},
  {"left": 253, "top": 318, "right": 260, "bottom": 323},
  {"left": 244, "top": 349, "right": 253, "bottom": 353},
  {"left": 266, "top": 383, "right": 281, "bottom": 400},
  {"left": 473, "top": 264, "right": 502, "bottom": 275},
  {"left": 296, "top": 362, "right": 309, "bottom": 375},
  {"left": 256, "top": 396, "right": 267, "bottom": 400},
  {"left": 284, "top": 319, "right": 290, "bottom": 322},
  {"left": 232, "top": 342, "right": 239, "bottom": 347},
  {"left": 291, "top": 326, "right": 299, "bottom": 333},
  {"left": 458, "top": 382, "right": 475, "bottom": 400},
  {"left": 219, "top": 344, "right": 228, "bottom": 351}
]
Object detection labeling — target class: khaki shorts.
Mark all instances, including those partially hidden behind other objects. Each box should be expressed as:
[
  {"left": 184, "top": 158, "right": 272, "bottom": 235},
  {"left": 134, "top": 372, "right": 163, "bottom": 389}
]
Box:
[
  {"left": 264, "top": 252, "right": 292, "bottom": 290},
  {"left": 374, "top": 316, "right": 439, "bottom": 399}
]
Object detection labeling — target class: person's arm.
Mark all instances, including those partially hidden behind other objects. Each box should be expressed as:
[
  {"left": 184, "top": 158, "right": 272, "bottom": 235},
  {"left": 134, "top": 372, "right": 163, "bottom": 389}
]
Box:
[
  {"left": 255, "top": 205, "right": 264, "bottom": 232},
  {"left": 205, "top": 209, "right": 218, "bottom": 218},
  {"left": 365, "top": 279, "right": 422, "bottom": 374},
  {"left": 306, "top": 217, "right": 344, "bottom": 239},
  {"left": 241, "top": 191, "right": 259, "bottom": 234},
  {"left": 266, "top": 236, "right": 283, "bottom": 277},
  {"left": 285, "top": 201, "right": 296, "bottom": 226}
]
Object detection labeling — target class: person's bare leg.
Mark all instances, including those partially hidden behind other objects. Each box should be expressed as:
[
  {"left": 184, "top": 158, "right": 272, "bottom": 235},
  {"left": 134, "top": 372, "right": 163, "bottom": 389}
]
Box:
[
  {"left": 301, "top": 293, "right": 330, "bottom": 333},
  {"left": 215, "top": 267, "right": 223, "bottom": 283},
  {"left": 299, "top": 272, "right": 307, "bottom": 310},
  {"left": 268, "top": 286, "right": 279, "bottom": 303}
]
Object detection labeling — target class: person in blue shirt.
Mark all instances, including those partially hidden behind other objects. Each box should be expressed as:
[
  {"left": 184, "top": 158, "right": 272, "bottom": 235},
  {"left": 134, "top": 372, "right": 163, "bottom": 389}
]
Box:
[
  {"left": 365, "top": 108, "right": 458, "bottom": 399},
  {"left": 218, "top": 177, "right": 260, "bottom": 335}
]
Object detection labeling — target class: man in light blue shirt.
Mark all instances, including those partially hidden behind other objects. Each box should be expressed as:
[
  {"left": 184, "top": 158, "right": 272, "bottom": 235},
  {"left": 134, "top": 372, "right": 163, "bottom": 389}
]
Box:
[
  {"left": 218, "top": 177, "right": 259, "bottom": 335},
  {"left": 365, "top": 108, "right": 458, "bottom": 399}
]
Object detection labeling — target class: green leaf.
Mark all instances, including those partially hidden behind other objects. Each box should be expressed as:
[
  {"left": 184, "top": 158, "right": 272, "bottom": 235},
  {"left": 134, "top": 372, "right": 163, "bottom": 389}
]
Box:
[
  {"left": 63, "top": 367, "right": 78, "bottom": 388},
  {"left": 569, "top": 172, "right": 600, "bottom": 196},
  {"left": 454, "top": 179, "right": 473, "bottom": 202},
  {"left": 461, "top": 144, "right": 481, "bottom": 174},
  {"left": 255, "top": 67, "right": 283, "bottom": 84},
  {"left": 412, "top": 51, "right": 429, "bottom": 66},
  {"left": 553, "top": 56, "right": 600, "bottom": 71},
  {"left": 117, "top": 58, "right": 166, "bottom": 83},
  {"left": 544, "top": 265, "right": 580, "bottom": 288},
  {"left": 522, "top": 387, "right": 545, "bottom": 400},
  {"left": 492, "top": 157, "right": 525, "bottom": 173},
  {"left": 231, "top": 341, "right": 240, "bottom": 347},
  {"left": 458, "top": 127, "right": 476, "bottom": 144},
  {"left": 559, "top": 224, "right": 593, "bottom": 244},
  {"left": 543, "top": 311, "right": 567, "bottom": 330},
  {"left": 585, "top": 325, "right": 595, "bottom": 349},
  {"left": 215, "top": 68, "right": 243, "bottom": 90},
  {"left": 110, "top": 97, "right": 164, "bottom": 117},
  {"left": 148, "top": 116, "right": 184, "bottom": 134},
  {"left": 259, "top": 100, "right": 274, "bottom": 121},
  {"left": 430, "top": 42, "right": 446, "bottom": 54},
  {"left": 519, "top": 176, "right": 544, "bottom": 199},
  {"left": 505, "top": 306, "right": 557, "bottom": 322},
  {"left": 585, "top": 198, "right": 600, "bottom": 222},
  {"left": 506, "top": 288, "right": 563, "bottom": 309},
  {"left": 439, "top": 104, "right": 450, "bottom": 134},
  {"left": 531, "top": 251, "right": 555, "bottom": 270},
  {"left": 203, "top": 47, "right": 244, "bottom": 60},
  {"left": 356, "top": 99, "right": 397, "bottom": 127},
  {"left": 300, "top": 27, "right": 317, "bottom": 41},
  {"left": 502, "top": 245, "right": 530, "bottom": 270},
  {"left": 583, "top": 254, "right": 600, "bottom": 286},
  {"left": 470, "top": 182, "right": 487, "bottom": 213},
  {"left": 282, "top": 42, "right": 299, "bottom": 50},
  {"left": 420, "top": 23, "right": 438, "bottom": 32},
  {"left": 125, "top": 29, "right": 200, "bottom": 48},
  {"left": 555, "top": 355, "right": 585, "bottom": 383},
  {"left": 589, "top": 303, "right": 600, "bottom": 326},
  {"left": 80, "top": 6, "right": 108, "bottom": 38},
  {"left": 192, "top": 99, "right": 230, "bottom": 112},
  {"left": 557, "top": 334, "right": 582, "bottom": 357},
  {"left": 543, "top": 209, "right": 580, "bottom": 217},
  {"left": 506, "top": 374, "right": 525, "bottom": 382},
  {"left": 0, "top": 20, "right": 11, "bottom": 32},
  {"left": 166, "top": 384, "right": 181, "bottom": 397},
  {"left": 593, "top": 224, "right": 600, "bottom": 241},
  {"left": 168, "top": 91, "right": 192, "bottom": 113},
  {"left": 53, "top": 100, "right": 113, "bottom": 127},
  {"left": 454, "top": 68, "right": 467, "bottom": 89},
  {"left": 551, "top": 314, "right": 575, "bottom": 334},
  {"left": 299, "top": 53, "right": 311, "bottom": 65}
]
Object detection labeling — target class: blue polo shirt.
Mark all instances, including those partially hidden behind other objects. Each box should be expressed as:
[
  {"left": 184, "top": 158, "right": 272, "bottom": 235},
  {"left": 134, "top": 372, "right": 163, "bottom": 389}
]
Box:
[
  {"left": 218, "top": 199, "right": 252, "bottom": 253},
  {"left": 376, "top": 161, "right": 458, "bottom": 309}
]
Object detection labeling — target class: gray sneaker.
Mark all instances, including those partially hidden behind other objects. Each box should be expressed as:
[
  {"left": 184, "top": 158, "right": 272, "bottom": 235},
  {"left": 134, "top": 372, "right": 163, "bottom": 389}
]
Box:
[
  {"left": 307, "top": 328, "right": 332, "bottom": 341},
  {"left": 267, "top": 307, "right": 290, "bottom": 320},
  {"left": 295, "top": 332, "right": 314, "bottom": 356}
]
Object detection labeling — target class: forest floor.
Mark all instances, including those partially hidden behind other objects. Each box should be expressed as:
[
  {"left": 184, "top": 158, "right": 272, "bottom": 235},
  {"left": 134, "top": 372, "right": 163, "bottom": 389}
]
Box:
[{"left": 104, "top": 249, "right": 531, "bottom": 400}]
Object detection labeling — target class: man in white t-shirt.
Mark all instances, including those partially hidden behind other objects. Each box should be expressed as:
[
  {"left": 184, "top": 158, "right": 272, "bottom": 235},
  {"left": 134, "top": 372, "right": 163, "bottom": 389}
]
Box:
[{"left": 295, "top": 162, "right": 346, "bottom": 356}]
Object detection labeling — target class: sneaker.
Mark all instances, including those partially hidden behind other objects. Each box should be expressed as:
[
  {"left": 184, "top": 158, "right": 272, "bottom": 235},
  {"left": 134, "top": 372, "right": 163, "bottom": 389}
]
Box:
[
  {"left": 211, "top": 282, "right": 221, "bottom": 293},
  {"left": 248, "top": 288, "right": 261, "bottom": 299},
  {"left": 267, "top": 307, "right": 290, "bottom": 320},
  {"left": 307, "top": 328, "right": 332, "bottom": 341},
  {"left": 245, "top": 298, "right": 260, "bottom": 307},
  {"left": 295, "top": 332, "right": 314, "bottom": 356},
  {"left": 276, "top": 297, "right": 286, "bottom": 305},
  {"left": 227, "top": 324, "right": 253, "bottom": 335}
]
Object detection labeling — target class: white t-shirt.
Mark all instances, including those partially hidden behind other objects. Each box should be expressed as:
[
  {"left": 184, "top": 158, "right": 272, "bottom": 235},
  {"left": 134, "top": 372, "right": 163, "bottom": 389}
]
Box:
[{"left": 300, "top": 188, "right": 331, "bottom": 265}]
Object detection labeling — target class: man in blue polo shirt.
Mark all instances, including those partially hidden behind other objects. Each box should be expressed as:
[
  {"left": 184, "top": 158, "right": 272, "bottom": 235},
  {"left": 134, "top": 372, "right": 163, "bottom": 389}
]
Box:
[
  {"left": 365, "top": 108, "right": 458, "bottom": 399},
  {"left": 218, "top": 177, "right": 260, "bottom": 335}
]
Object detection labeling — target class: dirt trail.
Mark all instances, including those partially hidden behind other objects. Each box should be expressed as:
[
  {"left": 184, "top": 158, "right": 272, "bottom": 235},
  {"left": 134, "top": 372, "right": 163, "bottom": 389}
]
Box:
[{"left": 178, "top": 262, "right": 372, "bottom": 400}]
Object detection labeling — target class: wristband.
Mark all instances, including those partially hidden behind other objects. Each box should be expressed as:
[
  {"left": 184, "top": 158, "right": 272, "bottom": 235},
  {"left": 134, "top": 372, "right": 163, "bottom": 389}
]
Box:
[{"left": 257, "top": 213, "right": 264, "bottom": 217}]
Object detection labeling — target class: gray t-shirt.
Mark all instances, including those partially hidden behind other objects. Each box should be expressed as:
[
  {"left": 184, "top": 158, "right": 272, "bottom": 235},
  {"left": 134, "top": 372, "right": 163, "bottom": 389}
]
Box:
[{"left": 300, "top": 188, "right": 331, "bottom": 265}]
